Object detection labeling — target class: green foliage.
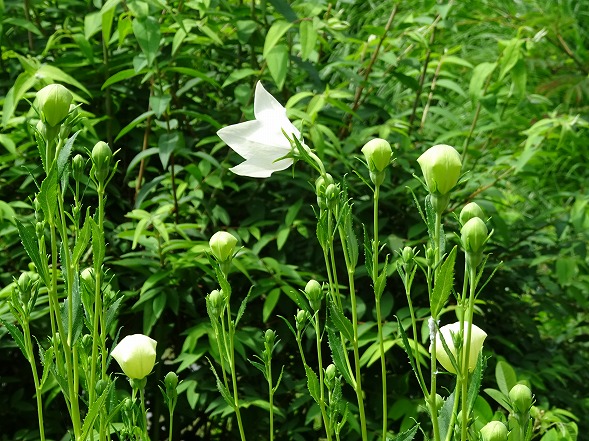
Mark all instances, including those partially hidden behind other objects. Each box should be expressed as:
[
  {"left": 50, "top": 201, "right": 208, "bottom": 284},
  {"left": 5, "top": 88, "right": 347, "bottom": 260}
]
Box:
[{"left": 1, "top": 0, "right": 588, "bottom": 439}]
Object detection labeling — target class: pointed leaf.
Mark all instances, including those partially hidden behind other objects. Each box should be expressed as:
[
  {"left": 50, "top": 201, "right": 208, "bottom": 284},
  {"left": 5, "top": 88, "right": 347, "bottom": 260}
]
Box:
[
  {"left": 495, "top": 360, "right": 517, "bottom": 396},
  {"left": 57, "top": 131, "right": 80, "bottom": 180},
  {"left": 81, "top": 381, "right": 112, "bottom": 440},
  {"left": 132, "top": 16, "right": 160, "bottom": 67},
  {"left": 38, "top": 166, "right": 58, "bottom": 222},
  {"left": 438, "top": 390, "right": 455, "bottom": 441},
  {"left": 327, "top": 326, "right": 355, "bottom": 387},
  {"left": 15, "top": 219, "right": 48, "bottom": 286},
  {"left": 304, "top": 364, "right": 320, "bottom": 404},
  {"left": 263, "top": 21, "right": 292, "bottom": 58},
  {"left": 329, "top": 302, "right": 353, "bottom": 342},
  {"left": 430, "top": 246, "right": 457, "bottom": 317},
  {"left": 0, "top": 319, "right": 27, "bottom": 357}
]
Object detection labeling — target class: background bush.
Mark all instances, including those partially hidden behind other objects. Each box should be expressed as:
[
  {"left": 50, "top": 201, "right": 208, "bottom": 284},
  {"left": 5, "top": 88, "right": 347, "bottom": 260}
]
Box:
[{"left": 1, "top": 0, "right": 587, "bottom": 438}]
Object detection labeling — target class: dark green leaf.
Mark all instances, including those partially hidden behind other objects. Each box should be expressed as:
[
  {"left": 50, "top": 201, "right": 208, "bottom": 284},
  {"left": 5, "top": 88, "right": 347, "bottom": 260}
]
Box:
[
  {"left": 304, "top": 364, "right": 320, "bottom": 404},
  {"left": 438, "top": 390, "right": 455, "bottom": 441},
  {"left": 327, "top": 326, "right": 354, "bottom": 387},
  {"left": 38, "top": 165, "right": 58, "bottom": 222},
  {"left": 329, "top": 302, "right": 353, "bottom": 342},
  {"left": 57, "top": 131, "right": 79, "bottom": 180},
  {"left": 0, "top": 319, "right": 27, "bottom": 358}
]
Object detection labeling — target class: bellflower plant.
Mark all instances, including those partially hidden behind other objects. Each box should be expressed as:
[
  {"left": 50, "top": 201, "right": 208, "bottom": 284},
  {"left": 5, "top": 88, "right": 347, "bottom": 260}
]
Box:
[{"left": 217, "top": 82, "right": 302, "bottom": 178}]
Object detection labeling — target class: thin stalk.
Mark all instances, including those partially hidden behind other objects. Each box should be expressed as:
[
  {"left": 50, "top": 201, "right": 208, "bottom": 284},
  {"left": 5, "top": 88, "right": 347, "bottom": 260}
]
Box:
[
  {"left": 314, "top": 313, "right": 332, "bottom": 441},
  {"left": 336, "top": 223, "right": 367, "bottom": 441},
  {"left": 444, "top": 377, "right": 463, "bottom": 441},
  {"left": 460, "top": 264, "right": 477, "bottom": 441},
  {"left": 140, "top": 387, "right": 148, "bottom": 439},
  {"left": 23, "top": 322, "right": 45, "bottom": 441},
  {"left": 268, "top": 362, "right": 274, "bottom": 441},
  {"left": 218, "top": 317, "right": 231, "bottom": 390},
  {"left": 372, "top": 183, "right": 388, "bottom": 439},
  {"left": 403, "top": 273, "right": 427, "bottom": 396},
  {"left": 226, "top": 301, "right": 246, "bottom": 441},
  {"left": 428, "top": 212, "right": 443, "bottom": 441}
]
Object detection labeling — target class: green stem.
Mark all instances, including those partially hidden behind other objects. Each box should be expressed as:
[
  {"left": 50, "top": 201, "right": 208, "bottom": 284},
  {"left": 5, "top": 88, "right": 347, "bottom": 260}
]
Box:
[
  {"left": 314, "top": 313, "right": 332, "bottom": 441},
  {"left": 444, "top": 377, "right": 462, "bottom": 441},
  {"left": 372, "top": 183, "right": 388, "bottom": 440},
  {"left": 24, "top": 321, "right": 46, "bottom": 441},
  {"left": 460, "top": 264, "right": 478, "bottom": 441},
  {"left": 403, "top": 271, "right": 427, "bottom": 396},
  {"left": 226, "top": 301, "right": 246, "bottom": 441},
  {"left": 140, "top": 386, "right": 148, "bottom": 440},
  {"left": 268, "top": 364, "right": 274, "bottom": 441}
]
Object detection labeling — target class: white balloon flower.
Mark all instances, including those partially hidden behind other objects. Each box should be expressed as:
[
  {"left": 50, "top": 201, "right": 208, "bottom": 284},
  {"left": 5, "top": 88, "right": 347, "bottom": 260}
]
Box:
[
  {"left": 111, "top": 334, "right": 157, "bottom": 380},
  {"left": 434, "top": 322, "right": 487, "bottom": 374},
  {"left": 217, "top": 82, "right": 302, "bottom": 178}
]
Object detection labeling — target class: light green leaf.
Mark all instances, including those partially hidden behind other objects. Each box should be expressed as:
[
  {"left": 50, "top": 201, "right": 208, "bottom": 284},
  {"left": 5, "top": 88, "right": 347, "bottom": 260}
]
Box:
[
  {"left": 263, "top": 288, "right": 281, "bottom": 322},
  {"left": 0, "top": 319, "right": 27, "bottom": 358},
  {"left": 499, "top": 38, "right": 523, "bottom": 81},
  {"left": 299, "top": 20, "right": 316, "bottom": 61},
  {"left": 266, "top": 44, "right": 289, "bottom": 90},
  {"left": 132, "top": 16, "right": 160, "bottom": 67},
  {"left": 2, "top": 71, "right": 36, "bottom": 127},
  {"left": 469, "top": 62, "right": 497, "bottom": 101},
  {"left": 430, "top": 246, "right": 457, "bottom": 317},
  {"left": 304, "top": 364, "right": 320, "bottom": 404},
  {"left": 263, "top": 20, "right": 292, "bottom": 58},
  {"left": 496, "top": 360, "right": 517, "bottom": 396},
  {"left": 38, "top": 166, "right": 58, "bottom": 222}
]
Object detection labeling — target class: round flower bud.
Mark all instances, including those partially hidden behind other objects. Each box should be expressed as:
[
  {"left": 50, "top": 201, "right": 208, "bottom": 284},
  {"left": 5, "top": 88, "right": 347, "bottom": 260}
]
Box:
[
  {"left": 480, "top": 421, "right": 508, "bottom": 441},
  {"left": 91, "top": 141, "right": 113, "bottom": 183},
  {"left": 509, "top": 384, "right": 533, "bottom": 415},
  {"left": 111, "top": 334, "right": 157, "bottom": 380},
  {"left": 426, "top": 247, "right": 436, "bottom": 267},
  {"left": 207, "top": 289, "right": 225, "bottom": 317},
  {"left": 72, "top": 154, "right": 85, "bottom": 182},
  {"left": 264, "top": 329, "right": 276, "bottom": 346},
  {"left": 305, "top": 279, "right": 323, "bottom": 311},
  {"left": 36, "top": 84, "right": 73, "bottom": 127},
  {"left": 362, "top": 138, "right": 392, "bottom": 173},
  {"left": 165, "top": 371, "right": 179, "bottom": 391},
  {"left": 460, "top": 202, "right": 485, "bottom": 226},
  {"left": 434, "top": 322, "right": 487, "bottom": 374},
  {"left": 325, "top": 183, "right": 339, "bottom": 203},
  {"left": 402, "top": 246, "right": 415, "bottom": 264},
  {"left": 95, "top": 379, "right": 108, "bottom": 396},
  {"left": 461, "top": 217, "right": 488, "bottom": 254},
  {"left": 295, "top": 309, "right": 307, "bottom": 330},
  {"left": 315, "top": 173, "right": 334, "bottom": 209},
  {"left": 325, "top": 363, "right": 337, "bottom": 389},
  {"left": 417, "top": 144, "right": 462, "bottom": 195},
  {"left": 209, "top": 231, "right": 238, "bottom": 263}
]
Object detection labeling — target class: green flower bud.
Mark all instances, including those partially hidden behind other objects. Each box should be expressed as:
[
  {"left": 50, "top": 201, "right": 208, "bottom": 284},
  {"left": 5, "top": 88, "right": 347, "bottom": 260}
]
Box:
[
  {"left": 18, "top": 272, "right": 32, "bottom": 292},
  {"left": 480, "top": 421, "right": 508, "bottom": 441},
  {"left": 111, "top": 334, "right": 157, "bottom": 380},
  {"left": 325, "top": 183, "right": 339, "bottom": 205},
  {"left": 209, "top": 231, "right": 238, "bottom": 263},
  {"left": 362, "top": 138, "right": 392, "bottom": 173},
  {"left": 509, "top": 384, "right": 533, "bottom": 415},
  {"left": 434, "top": 394, "right": 444, "bottom": 413},
  {"left": 36, "top": 84, "right": 73, "bottom": 127},
  {"left": 417, "top": 144, "right": 462, "bottom": 195},
  {"left": 95, "top": 379, "right": 108, "bottom": 396},
  {"left": 460, "top": 202, "right": 485, "bottom": 226},
  {"left": 304, "top": 279, "right": 323, "bottom": 311},
  {"left": 402, "top": 246, "right": 415, "bottom": 264},
  {"left": 315, "top": 174, "right": 334, "bottom": 209},
  {"left": 426, "top": 247, "right": 435, "bottom": 267},
  {"left": 325, "top": 363, "right": 337, "bottom": 389},
  {"left": 295, "top": 309, "right": 307, "bottom": 330},
  {"left": 461, "top": 217, "right": 488, "bottom": 254},
  {"left": 362, "top": 138, "right": 392, "bottom": 185},
  {"left": 434, "top": 322, "right": 487, "bottom": 374},
  {"left": 35, "top": 120, "right": 47, "bottom": 139},
  {"left": 265, "top": 329, "right": 276, "bottom": 345},
  {"left": 165, "top": 371, "right": 179, "bottom": 391},
  {"left": 91, "top": 141, "right": 113, "bottom": 183},
  {"left": 207, "top": 289, "right": 225, "bottom": 317},
  {"left": 72, "top": 154, "right": 85, "bottom": 182}
]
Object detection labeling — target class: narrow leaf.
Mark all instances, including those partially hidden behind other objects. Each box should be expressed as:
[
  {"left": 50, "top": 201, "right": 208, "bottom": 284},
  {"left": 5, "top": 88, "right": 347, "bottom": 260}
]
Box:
[
  {"left": 15, "top": 219, "right": 48, "bottom": 286},
  {"left": 327, "top": 326, "right": 355, "bottom": 387},
  {"left": 0, "top": 319, "right": 27, "bottom": 357},
  {"left": 304, "top": 364, "right": 320, "bottom": 404},
  {"left": 132, "top": 16, "right": 160, "bottom": 67},
  {"left": 329, "top": 302, "right": 353, "bottom": 342},
  {"left": 430, "top": 246, "right": 457, "bottom": 317}
]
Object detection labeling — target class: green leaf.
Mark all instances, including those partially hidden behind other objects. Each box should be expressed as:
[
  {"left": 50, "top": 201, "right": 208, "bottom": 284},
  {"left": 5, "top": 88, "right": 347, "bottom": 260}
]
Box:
[
  {"left": 15, "top": 219, "right": 48, "bottom": 286},
  {"left": 469, "top": 62, "right": 497, "bottom": 101},
  {"left": 396, "top": 317, "right": 420, "bottom": 384},
  {"left": 391, "top": 423, "right": 420, "bottom": 441},
  {"left": 73, "top": 211, "right": 91, "bottom": 264},
  {"left": 495, "top": 360, "right": 517, "bottom": 396},
  {"left": 438, "top": 390, "right": 455, "bottom": 441},
  {"left": 57, "top": 131, "right": 79, "bottom": 180},
  {"left": 0, "top": 319, "right": 27, "bottom": 358},
  {"left": 90, "top": 217, "right": 105, "bottom": 267},
  {"left": 483, "top": 387, "right": 510, "bottom": 411},
  {"left": 37, "top": 65, "right": 91, "bottom": 98},
  {"left": 304, "top": 364, "right": 320, "bottom": 404},
  {"left": 150, "top": 94, "right": 171, "bottom": 119},
  {"left": 2, "top": 71, "right": 36, "bottom": 127},
  {"left": 3, "top": 18, "right": 42, "bottom": 36},
  {"left": 430, "top": 246, "right": 457, "bottom": 317},
  {"left": 467, "top": 352, "right": 486, "bottom": 414},
  {"left": 208, "top": 359, "right": 236, "bottom": 409},
  {"left": 263, "top": 21, "right": 292, "bottom": 58},
  {"left": 329, "top": 302, "right": 353, "bottom": 342},
  {"left": 38, "top": 165, "right": 58, "bottom": 222},
  {"left": 235, "top": 287, "right": 252, "bottom": 326},
  {"left": 374, "top": 256, "right": 389, "bottom": 300},
  {"left": 158, "top": 132, "right": 184, "bottom": 169},
  {"left": 266, "top": 44, "right": 289, "bottom": 90},
  {"left": 101, "top": 5, "right": 116, "bottom": 44},
  {"left": 327, "top": 326, "right": 355, "bottom": 387},
  {"left": 263, "top": 288, "right": 281, "bottom": 323},
  {"left": 39, "top": 345, "right": 54, "bottom": 387},
  {"left": 222, "top": 68, "right": 258, "bottom": 88},
  {"left": 102, "top": 69, "right": 142, "bottom": 90},
  {"left": 115, "top": 110, "right": 155, "bottom": 141},
  {"left": 299, "top": 20, "right": 316, "bottom": 61},
  {"left": 80, "top": 381, "right": 112, "bottom": 440},
  {"left": 499, "top": 38, "right": 523, "bottom": 81},
  {"left": 132, "top": 16, "right": 160, "bottom": 67}
]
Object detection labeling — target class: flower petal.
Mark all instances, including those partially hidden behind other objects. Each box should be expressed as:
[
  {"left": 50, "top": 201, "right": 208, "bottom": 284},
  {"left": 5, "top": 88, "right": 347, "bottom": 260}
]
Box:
[
  {"left": 253, "top": 82, "right": 301, "bottom": 139},
  {"left": 230, "top": 155, "right": 293, "bottom": 178},
  {"left": 217, "top": 120, "right": 291, "bottom": 160}
]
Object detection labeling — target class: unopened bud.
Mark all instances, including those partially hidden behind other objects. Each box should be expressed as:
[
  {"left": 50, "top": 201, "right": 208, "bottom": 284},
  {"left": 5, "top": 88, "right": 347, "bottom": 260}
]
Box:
[
  {"left": 209, "top": 231, "right": 238, "bottom": 263},
  {"left": 325, "top": 363, "right": 337, "bottom": 389},
  {"left": 91, "top": 141, "right": 113, "bottom": 183},
  {"left": 402, "top": 246, "right": 414, "bottom": 264},
  {"left": 165, "top": 371, "right": 179, "bottom": 391},
  {"left": 72, "top": 154, "right": 85, "bottom": 182},
  {"left": 459, "top": 202, "right": 485, "bottom": 226},
  {"left": 480, "top": 421, "right": 508, "bottom": 441},
  {"left": 509, "top": 384, "right": 533, "bottom": 415},
  {"left": 417, "top": 144, "right": 462, "bottom": 196},
  {"left": 295, "top": 309, "right": 307, "bottom": 330},
  {"left": 207, "top": 289, "right": 225, "bottom": 317},
  {"left": 461, "top": 217, "right": 488, "bottom": 255},
  {"left": 36, "top": 84, "right": 73, "bottom": 127},
  {"left": 304, "top": 279, "right": 323, "bottom": 311}
]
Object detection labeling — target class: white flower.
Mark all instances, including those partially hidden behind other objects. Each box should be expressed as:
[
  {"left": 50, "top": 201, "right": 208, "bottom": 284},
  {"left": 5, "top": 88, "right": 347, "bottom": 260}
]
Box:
[
  {"left": 217, "top": 82, "right": 301, "bottom": 178},
  {"left": 111, "top": 334, "right": 157, "bottom": 380},
  {"left": 434, "top": 322, "right": 487, "bottom": 374}
]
